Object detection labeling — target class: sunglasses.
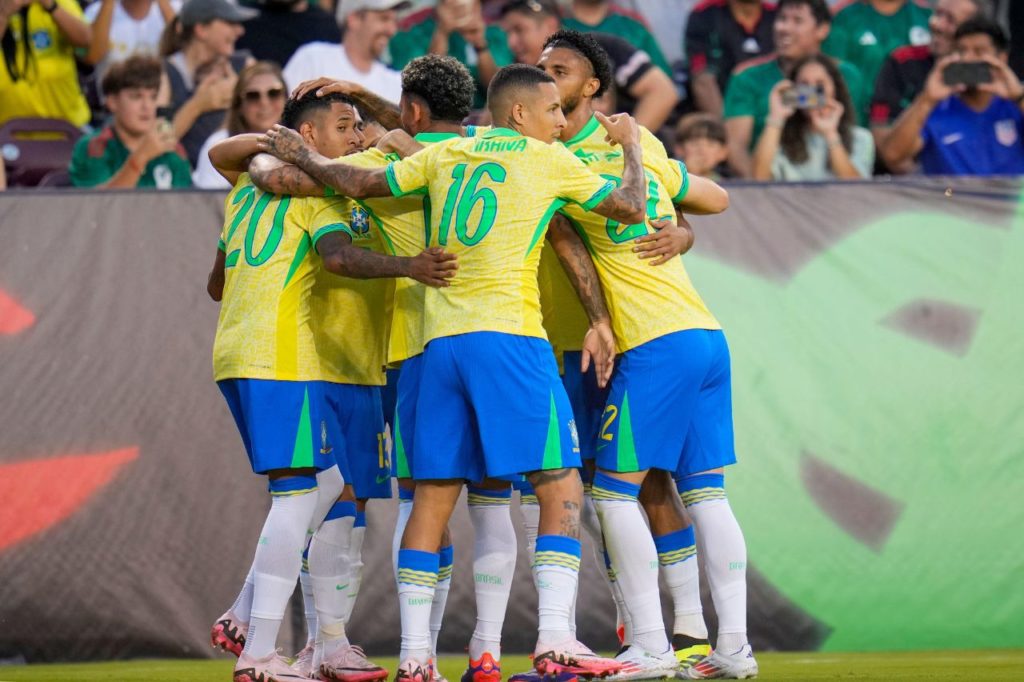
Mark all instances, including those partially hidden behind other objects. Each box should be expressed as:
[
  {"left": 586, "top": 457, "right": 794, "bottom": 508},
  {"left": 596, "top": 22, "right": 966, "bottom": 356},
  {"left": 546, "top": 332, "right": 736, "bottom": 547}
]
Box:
[{"left": 242, "top": 88, "right": 285, "bottom": 103}]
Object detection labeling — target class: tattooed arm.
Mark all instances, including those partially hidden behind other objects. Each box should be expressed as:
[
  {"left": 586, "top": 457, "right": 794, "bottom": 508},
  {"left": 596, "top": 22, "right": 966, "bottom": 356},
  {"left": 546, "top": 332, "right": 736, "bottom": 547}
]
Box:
[
  {"left": 589, "top": 112, "right": 646, "bottom": 224},
  {"left": 248, "top": 153, "right": 324, "bottom": 196},
  {"left": 289, "top": 78, "right": 403, "bottom": 130},
  {"left": 546, "top": 214, "right": 617, "bottom": 387},
  {"left": 258, "top": 125, "right": 392, "bottom": 198},
  {"left": 317, "top": 232, "right": 457, "bottom": 286}
]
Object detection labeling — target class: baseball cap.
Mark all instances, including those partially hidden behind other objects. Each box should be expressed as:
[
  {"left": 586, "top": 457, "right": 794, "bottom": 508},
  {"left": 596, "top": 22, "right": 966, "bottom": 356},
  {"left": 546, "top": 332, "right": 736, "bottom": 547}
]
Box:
[
  {"left": 335, "top": 0, "right": 412, "bottom": 23},
  {"left": 179, "top": 0, "right": 258, "bottom": 27}
]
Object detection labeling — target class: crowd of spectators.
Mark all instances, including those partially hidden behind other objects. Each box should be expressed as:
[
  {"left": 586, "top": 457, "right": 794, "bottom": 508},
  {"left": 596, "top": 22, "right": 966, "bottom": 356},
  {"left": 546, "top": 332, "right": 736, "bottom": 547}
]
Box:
[{"left": 0, "top": 0, "right": 1022, "bottom": 190}]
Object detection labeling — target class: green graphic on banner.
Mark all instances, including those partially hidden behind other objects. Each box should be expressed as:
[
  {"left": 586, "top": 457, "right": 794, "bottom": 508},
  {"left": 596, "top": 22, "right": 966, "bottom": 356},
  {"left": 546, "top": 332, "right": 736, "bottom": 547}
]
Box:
[{"left": 689, "top": 191, "right": 1024, "bottom": 651}]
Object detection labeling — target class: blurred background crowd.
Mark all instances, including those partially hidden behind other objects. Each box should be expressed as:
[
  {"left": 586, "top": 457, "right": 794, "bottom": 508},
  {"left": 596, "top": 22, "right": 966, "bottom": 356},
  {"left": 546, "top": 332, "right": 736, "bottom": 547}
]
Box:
[{"left": 0, "top": 0, "right": 1021, "bottom": 191}]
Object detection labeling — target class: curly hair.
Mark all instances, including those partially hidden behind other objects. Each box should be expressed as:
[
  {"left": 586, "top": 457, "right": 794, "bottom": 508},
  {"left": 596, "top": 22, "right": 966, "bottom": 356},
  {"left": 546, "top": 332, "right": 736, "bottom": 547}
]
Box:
[
  {"left": 281, "top": 91, "right": 359, "bottom": 130},
  {"left": 401, "top": 54, "right": 475, "bottom": 124},
  {"left": 542, "top": 29, "right": 613, "bottom": 98}
]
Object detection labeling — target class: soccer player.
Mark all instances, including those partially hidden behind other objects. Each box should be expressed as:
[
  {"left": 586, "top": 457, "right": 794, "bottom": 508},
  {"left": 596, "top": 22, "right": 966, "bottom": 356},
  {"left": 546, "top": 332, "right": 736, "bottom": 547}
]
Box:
[
  {"left": 257, "top": 63, "right": 649, "bottom": 682},
  {"left": 205, "top": 91, "right": 455, "bottom": 682},
  {"left": 535, "top": 30, "right": 756, "bottom": 680},
  {"left": 252, "top": 55, "right": 524, "bottom": 682}
]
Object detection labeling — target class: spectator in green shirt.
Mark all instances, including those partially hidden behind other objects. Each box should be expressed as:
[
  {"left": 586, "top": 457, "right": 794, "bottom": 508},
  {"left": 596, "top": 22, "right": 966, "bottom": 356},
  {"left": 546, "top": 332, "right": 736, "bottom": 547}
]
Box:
[
  {"left": 723, "top": 0, "right": 866, "bottom": 177},
  {"left": 561, "top": 0, "right": 672, "bottom": 75},
  {"left": 70, "top": 55, "right": 192, "bottom": 189},
  {"left": 389, "top": 0, "right": 513, "bottom": 108},
  {"left": 824, "top": 0, "right": 932, "bottom": 97}
]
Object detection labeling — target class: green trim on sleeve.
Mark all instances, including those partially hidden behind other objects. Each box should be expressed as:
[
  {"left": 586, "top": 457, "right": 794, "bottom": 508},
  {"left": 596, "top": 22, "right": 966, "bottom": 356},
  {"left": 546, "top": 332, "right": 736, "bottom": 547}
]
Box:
[
  {"left": 324, "top": 186, "right": 337, "bottom": 198},
  {"left": 580, "top": 181, "right": 616, "bottom": 212},
  {"left": 311, "top": 223, "right": 354, "bottom": 252},
  {"left": 217, "top": 238, "right": 226, "bottom": 252},
  {"left": 672, "top": 160, "right": 690, "bottom": 203}
]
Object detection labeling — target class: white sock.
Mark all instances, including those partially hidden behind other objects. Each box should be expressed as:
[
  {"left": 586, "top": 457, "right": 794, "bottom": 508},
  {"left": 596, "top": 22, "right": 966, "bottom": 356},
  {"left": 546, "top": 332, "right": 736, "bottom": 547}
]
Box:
[
  {"left": 344, "top": 512, "right": 367, "bottom": 624},
  {"left": 230, "top": 568, "right": 254, "bottom": 622},
  {"left": 467, "top": 489, "right": 517, "bottom": 661},
  {"left": 392, "top": 492, "right": 414, "bottom": 581},
  {"left": 431, "top": 544, "right": 453, "bottom": 656},
  {"left": 592, "top": 473, "right": 669, "bottom": 655},
  {"left": 397, "top": 549, "right": 439, "bottom": 664},
  {"left": 578, "top": 493, "right": 605, "bottom": 639},
  {"left": 681, "top": 475, "right": 747, "bottom": 652},
  {"left": 299, "top": 565, "right": 317, "bottom": 646},
  {"left": 654, "top": 527, "right": 707, "bottom": 639},
  {"left": 533, "top": 535, "right": 581, "bottom": 643},
  {"left": 520, "top": 493, "right": 540, "bottom": 564},
  {"left": 244, "top": 485, "right": 319, "bottom": 658},
  {"left": 309, "top": 502, "right": 356, "bottom": 659}
]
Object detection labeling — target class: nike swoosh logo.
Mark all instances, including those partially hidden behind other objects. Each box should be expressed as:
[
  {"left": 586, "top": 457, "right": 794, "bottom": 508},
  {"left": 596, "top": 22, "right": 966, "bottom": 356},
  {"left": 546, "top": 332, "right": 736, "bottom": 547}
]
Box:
[
  {"left": 376, "top": 474, "right": 391, "bottom": 483},
  {"left": 596, "top": 444, "right": 609, "bottom": 451},
  {"left": 942, "top": 133, "right": 964, "bottom": 145},
  {"left": 336, "top": 584, "right": 349, "bottom": 591}
]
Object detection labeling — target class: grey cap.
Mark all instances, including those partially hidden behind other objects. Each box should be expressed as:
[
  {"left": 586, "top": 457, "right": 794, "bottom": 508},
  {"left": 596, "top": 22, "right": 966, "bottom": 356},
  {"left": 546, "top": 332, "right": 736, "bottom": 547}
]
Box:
[
  {"left": 335, "top": 0, "right": 411, "bottom": 23},
  {"left": 180, "top": 0, "right": 258, "bottom": 27}
]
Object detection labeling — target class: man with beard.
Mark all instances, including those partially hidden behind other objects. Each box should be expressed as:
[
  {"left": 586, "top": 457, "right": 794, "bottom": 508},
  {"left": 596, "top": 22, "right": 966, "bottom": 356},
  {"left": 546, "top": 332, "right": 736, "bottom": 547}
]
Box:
[
  {"left": 236, "top": 0, "right": 342, "bottom": 68},
  {"left": 283, "top": 0, "right": 410, "bottom": 102}
]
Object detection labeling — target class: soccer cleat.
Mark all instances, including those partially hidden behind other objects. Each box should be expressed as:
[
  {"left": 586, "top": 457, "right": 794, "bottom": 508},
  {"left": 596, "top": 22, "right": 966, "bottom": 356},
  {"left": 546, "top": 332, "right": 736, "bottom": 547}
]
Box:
[
  {"left": 602, "top": 645, "right": 679, "bottom": 681},
  {"left": 291, "top": 643, "right": 315, "bottom": 678},
  {"left": 212, "top": 610, "right": 249, "bottom": 658},
  {"left": 394, "top": 659, "right": 432, "bottom": 682},
  {"left": 234, "top": 650, "right": 310, "bottom": 682},
  {"left": 615, "top": 624, "right": 625, "bottom": 646},
  {"left": 679, "top": 645, "right": 758, "bottom": 680},
  {"left": 672, "top": 634, "right": 712, "bottom": 671},
  {"left": 320, "top": 644, "right": 389, "bottom": 682},
  {"left": 428, "top": 658, "right": 448, "bottom": 682},
  {"left": 509, "top": 672, "right": 578, "bottom": 682},
  {"left": 533, "top": 639, "right": 623, "bottom": 678},
  {"left": 460, "top": 652, "right": 501, "bottom": 682}
]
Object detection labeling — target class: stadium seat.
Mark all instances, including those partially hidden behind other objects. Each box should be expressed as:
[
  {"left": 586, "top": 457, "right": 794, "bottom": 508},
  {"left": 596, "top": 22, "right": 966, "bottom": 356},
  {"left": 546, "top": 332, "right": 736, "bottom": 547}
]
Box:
[{"left": 0, "top": 118, "right": 83, "bottom": 188}]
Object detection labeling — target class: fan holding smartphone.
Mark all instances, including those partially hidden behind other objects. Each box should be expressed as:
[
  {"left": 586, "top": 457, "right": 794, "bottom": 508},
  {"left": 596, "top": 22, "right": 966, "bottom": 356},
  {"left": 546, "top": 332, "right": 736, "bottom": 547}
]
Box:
[
  {"left": 879, "top": 17, "right": 1024, "bottom": 176},
  {"left": 751, "top": 54, "right": 874, "bottom": 181}
]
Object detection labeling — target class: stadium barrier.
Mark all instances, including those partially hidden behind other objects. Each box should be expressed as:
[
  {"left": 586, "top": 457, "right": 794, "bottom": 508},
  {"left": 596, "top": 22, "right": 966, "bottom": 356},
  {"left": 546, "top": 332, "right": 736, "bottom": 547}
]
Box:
[{"left": 1, "top": 178, "right": 1021, "bottom": 662}]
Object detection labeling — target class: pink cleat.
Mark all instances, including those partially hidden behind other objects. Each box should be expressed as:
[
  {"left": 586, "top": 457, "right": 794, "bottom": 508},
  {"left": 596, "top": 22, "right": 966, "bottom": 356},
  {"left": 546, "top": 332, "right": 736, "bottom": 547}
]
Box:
[
  {"left": 212, "top": 610, "right": 249, "bottom": 658},
  {"left": 533, "top": 639, "right": 623, "bottom": 678},
  {"left": 234, "top": 650, "right": 309, "bottom": 682},
  {"left": 291, "top": 643, "right": 315, "bottom": 678},
  {"left": 320, "top": 644, "right": 389, "bottom": 682}
]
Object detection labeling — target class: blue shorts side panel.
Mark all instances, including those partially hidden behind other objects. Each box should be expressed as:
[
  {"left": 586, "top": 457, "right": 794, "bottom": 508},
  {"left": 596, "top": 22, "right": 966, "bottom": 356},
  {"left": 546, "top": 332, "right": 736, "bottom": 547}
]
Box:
[{"left": 321, "top": 382, "right": 391, "bottom": 499}]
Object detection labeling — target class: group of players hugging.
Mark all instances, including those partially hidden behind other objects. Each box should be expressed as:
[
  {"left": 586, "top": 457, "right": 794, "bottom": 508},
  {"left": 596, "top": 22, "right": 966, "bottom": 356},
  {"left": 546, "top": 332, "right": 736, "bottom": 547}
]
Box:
[{"left": 204, "top": 27, "right": 756, "bottom": 682}]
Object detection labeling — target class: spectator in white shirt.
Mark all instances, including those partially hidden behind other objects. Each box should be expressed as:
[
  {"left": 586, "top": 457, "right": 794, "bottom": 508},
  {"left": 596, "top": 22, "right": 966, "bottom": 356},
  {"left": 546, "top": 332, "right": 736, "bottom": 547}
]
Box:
[
  {"left": 193, "top": 60, "right": 286, "bottom": 189},
  {"left": 283, "top": 0, "right": 408, "bottom": 103},
  {"left": 84, "top": 0, "right": 180, "bottom": 81}
]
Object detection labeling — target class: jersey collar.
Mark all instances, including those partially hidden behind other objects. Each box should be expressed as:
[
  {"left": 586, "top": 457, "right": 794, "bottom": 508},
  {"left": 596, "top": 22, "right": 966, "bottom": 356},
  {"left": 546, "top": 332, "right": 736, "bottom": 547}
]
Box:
[
  {"left": 414, "top": 131, "right": 463, "bottom": 143},
  {"left": 481, "top": 127, "right": 522, "bottom": 138},
  {"left": 561, "top": 115, "right": 600, "bottom": 147}
]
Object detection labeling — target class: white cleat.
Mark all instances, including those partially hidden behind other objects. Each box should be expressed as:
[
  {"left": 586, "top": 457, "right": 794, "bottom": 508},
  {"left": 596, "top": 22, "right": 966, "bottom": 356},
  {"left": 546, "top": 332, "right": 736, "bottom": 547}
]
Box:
[
  {"left": 604, "top": 645, "right": 679, "bottom": 681},
  {"left": 678, "top": 645, "right": 758, "bottom": 679}
]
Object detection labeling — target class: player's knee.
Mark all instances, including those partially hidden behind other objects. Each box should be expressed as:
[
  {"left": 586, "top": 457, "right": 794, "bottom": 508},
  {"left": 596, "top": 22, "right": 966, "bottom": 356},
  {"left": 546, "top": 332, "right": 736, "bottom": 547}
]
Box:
[{"left": 529, "top": 467, "right": 584, "bottom": 505}]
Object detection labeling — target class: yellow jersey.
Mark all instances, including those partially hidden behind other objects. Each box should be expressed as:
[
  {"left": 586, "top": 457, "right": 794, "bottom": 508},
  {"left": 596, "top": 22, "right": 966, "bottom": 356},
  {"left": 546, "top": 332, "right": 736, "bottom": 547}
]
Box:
[
  {"left": 310, "top": 195, "right": 394, "bottom": 386},
  {"left": 213, "top": 174, "right": 349, "bottom": 381},
  {"left": 0, "top": 0, "right": 90, "bottom": 127},
  {"left": 559, "top": 116, "right": 720, "bottom": 353},
  {"left": 538, "top": 242, "right": 590, "bottom": 357},
  {"left": 385, "top": 128, "right": 615, "bottom": 344}
]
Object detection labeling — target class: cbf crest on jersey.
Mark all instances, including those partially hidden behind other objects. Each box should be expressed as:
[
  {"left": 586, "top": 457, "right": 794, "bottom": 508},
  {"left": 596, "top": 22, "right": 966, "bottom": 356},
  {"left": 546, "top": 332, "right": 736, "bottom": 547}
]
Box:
[
  {"left": 995, "top": 119, "right": 1019, "bottom": 147},
  {"left": 350, "top": 206, "right": 371, "bottom": 239}
]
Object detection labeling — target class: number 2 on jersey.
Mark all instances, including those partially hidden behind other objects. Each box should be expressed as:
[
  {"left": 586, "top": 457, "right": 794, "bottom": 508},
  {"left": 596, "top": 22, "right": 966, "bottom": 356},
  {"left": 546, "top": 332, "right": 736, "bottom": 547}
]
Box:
[
  {"left": 224, "top": 184, "right": 291, "bottom": 267},
  {"left": 602, "top": 172, "right": 662, "bottom": 244},
  {"left": 437, "top": 162, "right": 507, "bottom": 246}
]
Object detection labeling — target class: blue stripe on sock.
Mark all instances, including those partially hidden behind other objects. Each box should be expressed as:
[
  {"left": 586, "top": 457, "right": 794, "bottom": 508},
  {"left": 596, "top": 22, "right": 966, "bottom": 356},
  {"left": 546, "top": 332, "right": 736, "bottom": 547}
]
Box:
[
  {"left": 354, "top": 510, "right": 367, "bottom": 528},
  {"left": 439, "top": 544, "right": 454, "bottom": 568},
  {"left": 325, "top": 500, "right": 357, "bottom": 521},
  {"left": 602, "top": 548, "right": 613, "bottom": 570},
  {"left": 592, "top": 471, "right": 641, "bottom": 498},
  {"left": 268, "top": 475, "right": 318, "bottom": 494},
  {"left": 398, "top": 487, "right": 414, "bottom": 501},
  {"left": 654, "top": 526, "right": 696, "bottom": 554},
  {"left": 677, "top": 473, "right": 725, "bottom": 493},
  {"left": 397, "top": 548, "right": 440, "bottom": 574},
  {"left": 535, "top": 534, "right": 581, "bottom": 558}
]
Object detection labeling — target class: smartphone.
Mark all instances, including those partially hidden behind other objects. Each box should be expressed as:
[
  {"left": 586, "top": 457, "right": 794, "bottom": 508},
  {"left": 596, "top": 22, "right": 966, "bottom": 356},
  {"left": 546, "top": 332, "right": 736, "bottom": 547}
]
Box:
[
  {"left": 782, "top": 84, "right": 826, "bottom": 110},
  {"left": 943, "top": 61, "right": 993, "bottom": 87},
  {"left": 156, "top": 107, "right": 175, "bottom": 120}
]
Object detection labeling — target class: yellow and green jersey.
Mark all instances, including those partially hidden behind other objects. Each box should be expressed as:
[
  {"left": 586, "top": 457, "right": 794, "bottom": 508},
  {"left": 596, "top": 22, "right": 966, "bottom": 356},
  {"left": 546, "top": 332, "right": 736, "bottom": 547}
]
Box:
[
  {"left": 385, "top": 128, "right": 616, "bottom": 344},
  {"left": 213, "top": 173, "right": 350, "bottom": 382},
  {"left": 538, "top": 242, "right": 590, "bottom": 360},
  {"left": 558, "top": 116, "right": 720, "bottom": 354},
  {"left": 309, "top": 195, "right": 393, "bottom": 386}
]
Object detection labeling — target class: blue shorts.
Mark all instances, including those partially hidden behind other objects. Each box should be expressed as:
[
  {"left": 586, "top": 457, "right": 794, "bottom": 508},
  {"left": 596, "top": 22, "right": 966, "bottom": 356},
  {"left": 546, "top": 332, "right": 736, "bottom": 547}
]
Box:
[
  {"left": 595, "top": 329, "right": 737, "bottom": 476},
  {"left": 382, "top": 367, "right": 400, "bottom": 430},
  {"left": 218, "top": 379, "right": 335, "bottom": 475},
  {"left": 320, "top": 382, "right": 391, "bottom": 500},
  {"left": 392, "top": 354, "right": 423, "bottom": 480},
  {"left": 561, "top": 350, "right": 609, "bottom": 462},
  {"left": 413, "top": 332, "right": 582, "bottom": 481}
]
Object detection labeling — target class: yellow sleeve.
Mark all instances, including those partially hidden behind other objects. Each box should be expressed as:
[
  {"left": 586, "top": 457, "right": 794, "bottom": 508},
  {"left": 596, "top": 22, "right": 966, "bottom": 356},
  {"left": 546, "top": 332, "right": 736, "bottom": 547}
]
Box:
[
  {"left": 384, "top": 143, "right": 438, "bottom": 197},
  {"left": 307, "top": 197, "right": 356, "bottom": 252},
  {"left": 552, "top": 144, "right": 616, "bottom": 210},
  {"left": 641, "top": 129, "right": 690, "bottom": 204}
]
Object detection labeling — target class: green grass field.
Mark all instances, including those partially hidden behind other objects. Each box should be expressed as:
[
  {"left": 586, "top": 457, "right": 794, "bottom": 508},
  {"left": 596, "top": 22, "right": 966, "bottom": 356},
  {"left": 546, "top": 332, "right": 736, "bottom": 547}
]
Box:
[{"left": 0, "top": 651, "right": 1021, "bottom": 682}]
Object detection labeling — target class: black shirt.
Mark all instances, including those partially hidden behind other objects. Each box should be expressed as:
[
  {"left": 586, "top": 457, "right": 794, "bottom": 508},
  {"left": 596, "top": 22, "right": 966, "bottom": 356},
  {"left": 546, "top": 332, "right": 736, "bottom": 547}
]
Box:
[
  {"left": 593, "top": 33, "right": 657, "bottom": 115},
  {"left": 236, "top": 6, "right": 342, "bottom": 69},
  {"left": 685, "top": 0, "right": 776, "bottom": 94},
  {"left": 870, "top": 44, "right": 934, "bottom": 127}
]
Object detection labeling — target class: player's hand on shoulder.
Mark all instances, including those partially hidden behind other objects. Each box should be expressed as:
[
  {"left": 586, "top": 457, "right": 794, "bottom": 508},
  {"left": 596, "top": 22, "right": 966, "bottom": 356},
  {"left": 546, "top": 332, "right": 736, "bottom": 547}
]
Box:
[
  {"left": 633, "top": 216, "right": 694, "bottom": 265},
  {"left": 596, "top": 111, "right": 640, "bottom": 147},
  {"left": 257, "top": 124, "right": 309, "bottom": 163},
  {"left": 409, "top": 247, "right": 458, "bottom": 287},
  {"left": 376, "top": 130, "right": 423, "bottom": 158}
]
